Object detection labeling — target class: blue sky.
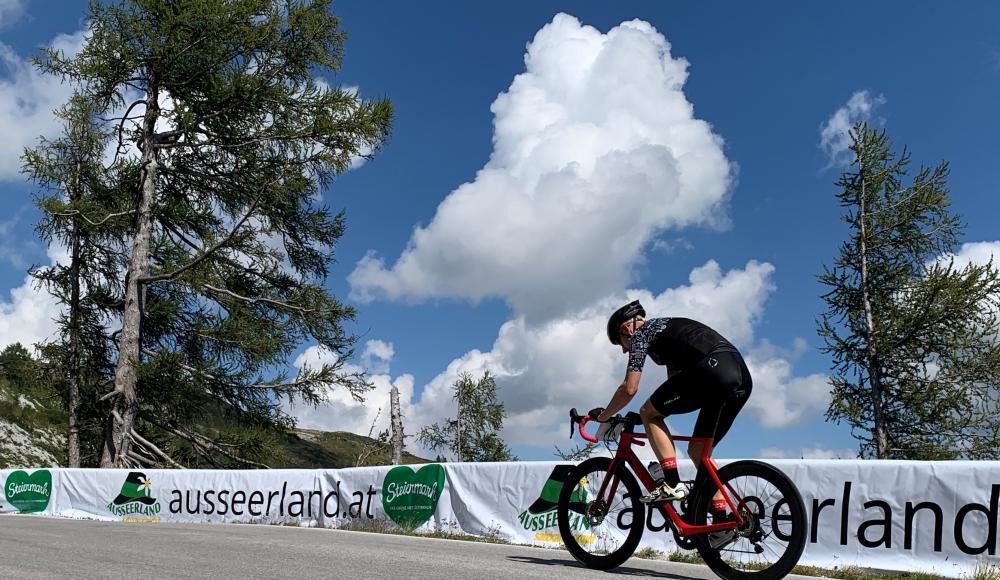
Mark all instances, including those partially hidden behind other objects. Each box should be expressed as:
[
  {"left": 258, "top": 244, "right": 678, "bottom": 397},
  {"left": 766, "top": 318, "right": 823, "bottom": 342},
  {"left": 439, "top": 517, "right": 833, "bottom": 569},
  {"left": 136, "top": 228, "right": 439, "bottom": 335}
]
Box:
[{"left": 1, "top": 1, "right": 999, "bottom": 461}]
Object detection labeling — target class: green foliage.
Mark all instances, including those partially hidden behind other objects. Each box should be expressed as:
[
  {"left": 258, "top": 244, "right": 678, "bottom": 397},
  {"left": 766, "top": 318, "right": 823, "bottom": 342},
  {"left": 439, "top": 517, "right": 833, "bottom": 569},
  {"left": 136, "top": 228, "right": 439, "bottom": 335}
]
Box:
[
  {"left": 24, "top": 88, "right": 127, "bottom": 467},
  {"left": 0, "top": 344, "right": 65, "bottom": 430},
  {"left": 633, "top": 546, "right": 662, "bottom": 560},
  {"left": 552, "top": 442, "right": 599, "bottom": 461},
  {"left": 418, "top": 372, "right": 517, "bottom": 462},
  {"left": 818, "top": 123, "right": 1000, "bottom": 459},
  {"left": 24, "top": 0, "right": 393, "bottom": 467}
]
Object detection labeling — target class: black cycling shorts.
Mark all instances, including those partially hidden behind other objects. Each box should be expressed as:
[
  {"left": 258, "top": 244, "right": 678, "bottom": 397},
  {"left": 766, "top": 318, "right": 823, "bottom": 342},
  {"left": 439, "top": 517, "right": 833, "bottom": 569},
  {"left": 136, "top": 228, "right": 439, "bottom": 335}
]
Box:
[{"left": 647, "top": 348, "right": 752, "bottom": 445}]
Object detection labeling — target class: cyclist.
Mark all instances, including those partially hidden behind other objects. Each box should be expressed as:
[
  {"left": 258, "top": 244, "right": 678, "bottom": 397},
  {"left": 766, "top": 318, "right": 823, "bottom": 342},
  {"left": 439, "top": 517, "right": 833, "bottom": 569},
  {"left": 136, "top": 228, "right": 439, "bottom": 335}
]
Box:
[{"left": 590, "top": 300, "right": 752, "bottom": 523}]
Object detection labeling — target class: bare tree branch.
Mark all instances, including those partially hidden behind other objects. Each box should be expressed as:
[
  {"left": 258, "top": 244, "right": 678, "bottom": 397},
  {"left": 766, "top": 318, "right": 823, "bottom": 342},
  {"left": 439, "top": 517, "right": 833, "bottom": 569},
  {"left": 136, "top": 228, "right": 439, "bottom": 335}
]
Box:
[
  {"left": 202, "top": 284, "right": 316, "bottom": 314},
  {"left": 130, "top": 428, "right": 186, "bottom": 468},
  {"left": 53, "top": 209, "right": 137, "bottom": 227}
]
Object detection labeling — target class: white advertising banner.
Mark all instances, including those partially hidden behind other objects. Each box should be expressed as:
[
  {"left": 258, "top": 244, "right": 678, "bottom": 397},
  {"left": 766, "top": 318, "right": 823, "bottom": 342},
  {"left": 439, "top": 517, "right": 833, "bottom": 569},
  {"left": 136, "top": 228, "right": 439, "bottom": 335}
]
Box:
[{"left": 1, "top": 461, "right": 997, "bottom": 576}]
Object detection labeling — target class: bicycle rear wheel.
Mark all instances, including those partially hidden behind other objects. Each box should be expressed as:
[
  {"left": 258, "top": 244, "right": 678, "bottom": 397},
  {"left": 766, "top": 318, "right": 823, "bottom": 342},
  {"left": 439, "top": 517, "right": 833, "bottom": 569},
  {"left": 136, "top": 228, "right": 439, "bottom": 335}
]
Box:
[
  {"left": 557, "top": 456, "right": 645, "bottom": 570},
  {"left": 692, "top": 460, "right": 807, "bottom": 580}
]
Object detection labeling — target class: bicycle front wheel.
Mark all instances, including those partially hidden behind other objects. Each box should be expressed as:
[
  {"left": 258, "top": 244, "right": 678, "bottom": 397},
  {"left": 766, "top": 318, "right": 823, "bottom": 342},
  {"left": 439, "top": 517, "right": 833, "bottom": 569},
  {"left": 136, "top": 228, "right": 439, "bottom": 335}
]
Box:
[
  {"left": 557, "top": 456, "right": 645, "bottom": 570},
  {"left": 692, "top": 460, "right": 807, "bottom": 580}
]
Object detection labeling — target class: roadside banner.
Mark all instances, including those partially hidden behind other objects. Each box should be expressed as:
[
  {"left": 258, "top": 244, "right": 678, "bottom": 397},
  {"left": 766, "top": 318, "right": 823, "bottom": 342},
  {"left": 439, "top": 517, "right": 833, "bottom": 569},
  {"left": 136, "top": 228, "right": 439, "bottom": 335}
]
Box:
[{"left": 1, "top": 460, "right": 996, "bottom": 575}]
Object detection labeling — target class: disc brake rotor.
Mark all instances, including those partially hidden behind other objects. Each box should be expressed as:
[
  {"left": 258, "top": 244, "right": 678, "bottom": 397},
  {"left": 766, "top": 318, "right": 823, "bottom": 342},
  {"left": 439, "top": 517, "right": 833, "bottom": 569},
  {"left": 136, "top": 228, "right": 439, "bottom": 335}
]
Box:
[{"left": 586, "top": 500, "right": 608, "bottom": 526}]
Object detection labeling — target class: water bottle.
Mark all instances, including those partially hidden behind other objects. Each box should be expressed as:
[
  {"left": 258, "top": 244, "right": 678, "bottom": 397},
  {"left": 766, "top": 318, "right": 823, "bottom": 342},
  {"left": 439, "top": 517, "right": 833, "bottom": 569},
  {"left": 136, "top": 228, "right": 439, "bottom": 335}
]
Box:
[{"left": 648, "top": 461, "right": 664, "bottom": 482}]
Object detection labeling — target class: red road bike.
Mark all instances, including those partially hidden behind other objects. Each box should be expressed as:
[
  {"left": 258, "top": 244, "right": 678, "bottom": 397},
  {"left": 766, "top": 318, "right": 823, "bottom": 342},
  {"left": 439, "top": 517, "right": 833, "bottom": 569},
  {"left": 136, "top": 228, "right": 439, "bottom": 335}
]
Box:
[{"left": 557, "top": 409, "right": 807, "bottom": 580}]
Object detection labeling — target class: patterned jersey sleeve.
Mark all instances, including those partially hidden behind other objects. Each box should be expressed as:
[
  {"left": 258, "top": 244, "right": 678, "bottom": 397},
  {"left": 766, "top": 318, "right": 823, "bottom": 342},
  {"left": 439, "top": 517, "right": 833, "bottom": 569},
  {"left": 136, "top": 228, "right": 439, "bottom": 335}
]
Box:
[{"left": 626, "top": 327, "right": 651, "bottom": 372}]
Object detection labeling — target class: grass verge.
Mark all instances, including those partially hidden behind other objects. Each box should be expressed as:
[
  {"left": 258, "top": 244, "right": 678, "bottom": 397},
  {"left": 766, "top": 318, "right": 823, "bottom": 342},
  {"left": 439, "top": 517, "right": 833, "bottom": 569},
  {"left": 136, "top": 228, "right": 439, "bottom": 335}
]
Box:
[
  {"left": 335, "top": 517, "right": 510, "bottom": 545},
  {"left": 667, "top": 550, "right": 949, "bottom": 580},
  {"left": 971, "top": 563, "right": 1000, "bottom": 580}
]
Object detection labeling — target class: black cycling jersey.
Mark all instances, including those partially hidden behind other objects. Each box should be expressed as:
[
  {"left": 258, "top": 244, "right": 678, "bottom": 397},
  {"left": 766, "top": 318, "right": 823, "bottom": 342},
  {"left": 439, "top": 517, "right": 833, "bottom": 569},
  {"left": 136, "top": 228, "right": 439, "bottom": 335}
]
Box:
[{"left": 626, "top": 317, "right": 736, "bottom": 373}]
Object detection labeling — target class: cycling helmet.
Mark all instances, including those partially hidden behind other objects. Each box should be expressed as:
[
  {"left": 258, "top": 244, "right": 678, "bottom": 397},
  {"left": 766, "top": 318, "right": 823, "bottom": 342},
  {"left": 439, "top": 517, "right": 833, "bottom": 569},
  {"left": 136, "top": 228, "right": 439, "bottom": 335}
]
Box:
[{"left": 606, "top": 300, "right": 646, "bottom": 346}]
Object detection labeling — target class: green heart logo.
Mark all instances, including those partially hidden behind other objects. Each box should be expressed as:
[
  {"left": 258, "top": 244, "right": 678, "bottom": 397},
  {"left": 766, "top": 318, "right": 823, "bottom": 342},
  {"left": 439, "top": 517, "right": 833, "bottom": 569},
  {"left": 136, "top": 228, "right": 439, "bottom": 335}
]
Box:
[
  {"left": 381, "top": 464, "right": 445, "bottom": 528},
  {"left": 4, "top": 469, "right": 52, "bottom": 513}
]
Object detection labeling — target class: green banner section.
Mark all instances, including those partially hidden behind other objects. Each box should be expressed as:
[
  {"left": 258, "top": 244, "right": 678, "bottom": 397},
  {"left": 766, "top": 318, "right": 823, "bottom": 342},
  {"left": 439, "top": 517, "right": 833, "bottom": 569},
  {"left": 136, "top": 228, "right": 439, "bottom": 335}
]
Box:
[
  {"left": 381, "top": 464, "right": 445, "bottom": 528},
  {"left": 4, "top": 469, "right": 52, "bottom": 513}
]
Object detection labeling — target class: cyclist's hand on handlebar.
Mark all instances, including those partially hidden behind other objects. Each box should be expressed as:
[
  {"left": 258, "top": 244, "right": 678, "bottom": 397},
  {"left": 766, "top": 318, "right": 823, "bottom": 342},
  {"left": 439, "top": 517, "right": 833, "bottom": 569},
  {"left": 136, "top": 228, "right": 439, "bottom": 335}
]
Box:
[{"left": 588, "top": 407, "right": 606, "bottom": 421}]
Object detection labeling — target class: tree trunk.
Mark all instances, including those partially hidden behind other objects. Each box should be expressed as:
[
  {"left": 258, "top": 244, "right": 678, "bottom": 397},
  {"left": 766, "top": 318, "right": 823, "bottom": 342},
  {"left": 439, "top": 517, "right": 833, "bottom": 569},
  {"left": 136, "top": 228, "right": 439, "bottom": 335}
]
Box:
[
  {"left": 390, "top": 385, "right": 404, "bottom": 465},
  {"left": 101, "top": 83, "right": 159, "bottom": 468},
  {"left": 67, "top": 159, "right": 82, "bottom": 468},
  {"left": 858, "top": 172, "right": 891, "bottom": 458}
]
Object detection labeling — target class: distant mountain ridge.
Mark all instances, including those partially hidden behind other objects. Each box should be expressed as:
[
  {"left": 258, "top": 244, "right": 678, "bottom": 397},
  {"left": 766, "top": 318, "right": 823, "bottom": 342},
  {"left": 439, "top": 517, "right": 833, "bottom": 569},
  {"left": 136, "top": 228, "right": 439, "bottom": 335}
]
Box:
[{"left": 282, "top": 428, "right": 430, "bottom": 469}]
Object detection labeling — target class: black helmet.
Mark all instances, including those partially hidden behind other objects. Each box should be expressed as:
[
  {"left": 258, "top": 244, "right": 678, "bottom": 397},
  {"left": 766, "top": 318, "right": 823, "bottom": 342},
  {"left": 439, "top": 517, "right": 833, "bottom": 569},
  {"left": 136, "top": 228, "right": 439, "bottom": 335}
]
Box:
[{"left": 607, "top": 300, "right": 646, "bottom": 346}]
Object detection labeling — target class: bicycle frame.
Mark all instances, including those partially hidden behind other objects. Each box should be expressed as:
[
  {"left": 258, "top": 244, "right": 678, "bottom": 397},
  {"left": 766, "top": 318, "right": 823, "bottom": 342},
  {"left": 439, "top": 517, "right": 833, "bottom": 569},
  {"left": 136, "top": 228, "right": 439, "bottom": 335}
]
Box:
[{"left": 578, "top": 416, "right": 744, "bottom": 537}]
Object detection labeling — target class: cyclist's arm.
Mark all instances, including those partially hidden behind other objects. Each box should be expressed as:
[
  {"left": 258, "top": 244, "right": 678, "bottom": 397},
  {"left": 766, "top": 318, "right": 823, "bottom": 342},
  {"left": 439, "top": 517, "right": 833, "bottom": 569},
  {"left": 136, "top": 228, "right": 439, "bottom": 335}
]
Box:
[{"left": 598, "top": 371, "right": 642, "bottom": 420}]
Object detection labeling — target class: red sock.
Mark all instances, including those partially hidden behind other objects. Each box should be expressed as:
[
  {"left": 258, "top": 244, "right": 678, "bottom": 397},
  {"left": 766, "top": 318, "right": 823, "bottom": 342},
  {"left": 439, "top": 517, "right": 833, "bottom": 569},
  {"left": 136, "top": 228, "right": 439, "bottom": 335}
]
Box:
[
  {"left": 711, "top": 499, "right": 727, "bottom": 513},
  {"left": 660, "top": 457, "right": 679, "bottom": 486}
]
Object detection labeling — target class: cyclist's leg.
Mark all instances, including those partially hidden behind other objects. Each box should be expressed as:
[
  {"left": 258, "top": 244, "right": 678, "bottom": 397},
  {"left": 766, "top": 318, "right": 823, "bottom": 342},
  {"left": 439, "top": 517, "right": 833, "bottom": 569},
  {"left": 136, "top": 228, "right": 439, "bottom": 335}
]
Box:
[
  {"left": 708, "top": 350, "right": 753, "bottom": 447},
  {"left": 686, "top": 350, "right": 752, "bottom": 462},
  {"left": 641, "top": 373, "right": 701, "bottom": 503},
  {"left": 688, "top": 351, "right": 753, "bottom": 503},
  {"left": 642, "top": 372, "right": 701, "bottom": 465},
  {"left": 638, "top": 400, "right": 675, "bottom": 467},
  {"left": 689, "top": 403, "right": 722, "bottom": 476}
]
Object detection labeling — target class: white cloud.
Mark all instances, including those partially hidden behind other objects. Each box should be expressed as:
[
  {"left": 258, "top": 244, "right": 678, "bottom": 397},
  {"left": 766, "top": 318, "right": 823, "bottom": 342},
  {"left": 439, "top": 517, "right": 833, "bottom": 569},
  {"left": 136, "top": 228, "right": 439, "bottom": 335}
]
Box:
[
  {"left": 743, "top": 355, "right": 830, "bottom": 429},
  {"left": 0, "top": 0, "right": 25, "bottom": 28},
  {"left": 288, "top": 343, "right": 417, "bottom": 440},
  {"left": 349, "top": 13, "right": 734, "bottom": 320},
  {"left": 651, "top": 237, "right": 694, "bottom": 254},
  {"left": 819, "top": 90, "right": 887, "bottom": 168},
  {"left": 406, "top": 260, "right": 823, "bottom": 453},
  {"left": 361, "top": 339, "right": 394, "bottom": 374},
  {"left": 0, "top": 30, "right": 87, "bottom": 181},
  {"left": 0, "top": 244, "right": 66, "bottom": 351},
  {"left": 292, "top": 344, "right": 339, "bottom": 371},
  {"left": 936, "top": 240, "right": 1000, "bottom": 270},
  {"left": 760, "top": 445, "right": 857, "bottom": 460}
]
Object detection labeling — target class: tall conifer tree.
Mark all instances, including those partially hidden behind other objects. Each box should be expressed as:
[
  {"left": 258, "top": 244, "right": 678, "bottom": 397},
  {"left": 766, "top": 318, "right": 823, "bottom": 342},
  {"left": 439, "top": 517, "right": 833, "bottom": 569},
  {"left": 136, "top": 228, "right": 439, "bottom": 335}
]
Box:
[
  {"left": 26, "top": 93, "right": 127, "bottom": 466},
  {"left": 27, "top": 0, "right": 392, "bottom": 467},
  {"left": 818, "top": 123, "right": 1000, "bottom": 459}
]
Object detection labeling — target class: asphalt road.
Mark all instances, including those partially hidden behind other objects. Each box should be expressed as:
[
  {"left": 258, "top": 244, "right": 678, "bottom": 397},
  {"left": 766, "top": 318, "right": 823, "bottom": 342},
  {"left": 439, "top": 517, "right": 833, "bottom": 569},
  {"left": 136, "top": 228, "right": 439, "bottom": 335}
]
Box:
[{"left": 0, "top": 515, "right": 817, "bottom": 579}]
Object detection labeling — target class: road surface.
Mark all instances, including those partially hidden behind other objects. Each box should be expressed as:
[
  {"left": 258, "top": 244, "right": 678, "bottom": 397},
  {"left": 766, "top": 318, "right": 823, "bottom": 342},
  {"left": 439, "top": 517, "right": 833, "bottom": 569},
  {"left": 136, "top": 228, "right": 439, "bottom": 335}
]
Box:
[{"left": 0, "top": 515, "right": 819, "bottom": 579}]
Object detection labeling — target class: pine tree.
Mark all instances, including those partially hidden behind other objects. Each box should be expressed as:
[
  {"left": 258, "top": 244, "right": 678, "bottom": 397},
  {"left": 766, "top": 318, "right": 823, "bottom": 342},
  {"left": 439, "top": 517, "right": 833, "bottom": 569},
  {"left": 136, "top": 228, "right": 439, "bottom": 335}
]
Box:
[
  {"left": 818, "top": 123, "right": 1000, "bottom": 459},
  {"left": 28, "top": 0, "right": 392, "bottom": 468},
  {"left": 418, "top": 372, "right": 517, "bottom": 462},
  {"left": 25, "top": 92, "right": 127, "bottom": 467}
]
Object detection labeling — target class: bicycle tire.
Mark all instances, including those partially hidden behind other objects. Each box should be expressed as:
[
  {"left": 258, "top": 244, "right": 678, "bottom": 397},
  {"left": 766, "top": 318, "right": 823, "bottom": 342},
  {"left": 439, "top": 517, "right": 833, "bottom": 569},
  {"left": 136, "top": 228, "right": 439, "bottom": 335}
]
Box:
[
  {"left": 692, "top": 460, "right": 807, "bottom": 580},
  {"left": 557, "top": 456, "right": 645, "bottom": 570}
]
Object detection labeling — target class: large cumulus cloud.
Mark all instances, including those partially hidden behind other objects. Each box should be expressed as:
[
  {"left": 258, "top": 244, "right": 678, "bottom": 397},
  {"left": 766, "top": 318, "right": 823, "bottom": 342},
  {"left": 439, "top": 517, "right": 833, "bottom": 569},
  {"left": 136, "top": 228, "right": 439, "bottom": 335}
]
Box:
[{"left": 349, "top": 14, "right": 734, "bottom": 321}]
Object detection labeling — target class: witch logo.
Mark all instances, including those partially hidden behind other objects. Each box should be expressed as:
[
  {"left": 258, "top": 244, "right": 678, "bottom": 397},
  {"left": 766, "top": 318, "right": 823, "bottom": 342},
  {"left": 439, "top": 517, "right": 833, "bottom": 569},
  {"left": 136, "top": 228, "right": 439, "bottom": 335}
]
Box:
[
  {"left": 108, "top": 472, "right": 162, "bottom": 520},
  {"left": 518, "top": 465, "right": 595, "bottom": 543}
]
